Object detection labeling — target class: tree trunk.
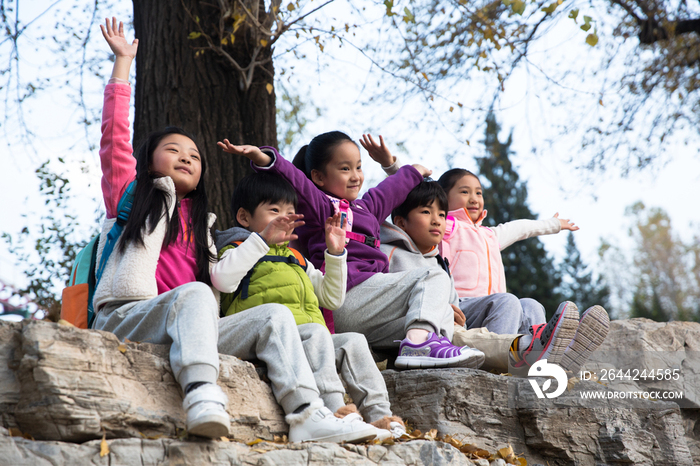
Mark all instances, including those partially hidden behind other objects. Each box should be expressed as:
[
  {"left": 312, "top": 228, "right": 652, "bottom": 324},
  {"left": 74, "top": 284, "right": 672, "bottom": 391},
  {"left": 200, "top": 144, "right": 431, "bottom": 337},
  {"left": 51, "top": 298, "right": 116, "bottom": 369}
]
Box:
[{"left": 132, "top": 0, "right": 277, "bottom": 230}]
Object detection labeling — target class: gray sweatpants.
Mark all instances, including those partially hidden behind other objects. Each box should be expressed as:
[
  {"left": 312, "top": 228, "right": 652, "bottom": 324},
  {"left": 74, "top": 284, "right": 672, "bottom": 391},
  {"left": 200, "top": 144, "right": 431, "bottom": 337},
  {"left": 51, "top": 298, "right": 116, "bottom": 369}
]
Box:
[
  {"left": 298, "top": 324, "right": 392, "bottom": 423},
  {"left": 333, "top": 268, "right": 454, "bottom": 348},
  {"left": 94, "top": 282, "right": 320, "bottom": 414},
  {"left": 458, "top": 293, "right": 546, "bottom": 335}
]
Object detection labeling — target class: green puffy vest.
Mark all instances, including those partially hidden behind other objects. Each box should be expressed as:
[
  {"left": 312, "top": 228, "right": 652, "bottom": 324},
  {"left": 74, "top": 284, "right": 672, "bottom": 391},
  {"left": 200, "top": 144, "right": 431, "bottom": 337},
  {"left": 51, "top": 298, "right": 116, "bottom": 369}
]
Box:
[{"left": 219, "top": 242, "right": 328, "bottom": 328}]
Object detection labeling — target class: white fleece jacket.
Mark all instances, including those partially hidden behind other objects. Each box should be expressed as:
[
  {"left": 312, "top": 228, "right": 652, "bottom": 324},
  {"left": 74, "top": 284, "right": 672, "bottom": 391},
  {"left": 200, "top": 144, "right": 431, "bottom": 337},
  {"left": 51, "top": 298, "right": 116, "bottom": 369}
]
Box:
[{"left": 93, "top": 176, "right": 217, "bottom": 310}]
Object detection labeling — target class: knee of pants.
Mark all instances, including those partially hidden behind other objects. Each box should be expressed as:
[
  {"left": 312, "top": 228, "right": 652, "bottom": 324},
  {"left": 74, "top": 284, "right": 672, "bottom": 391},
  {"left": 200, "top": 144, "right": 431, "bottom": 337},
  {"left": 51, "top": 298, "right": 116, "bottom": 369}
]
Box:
[
  {"left": 262, "top": 303, "right": 299, "bottom": 329},
  {"left": 175, "top": 282, "right": 218, "bottom": 317},
  {"left": 333, "top": 332, "right": 369, "bottom": 354}
]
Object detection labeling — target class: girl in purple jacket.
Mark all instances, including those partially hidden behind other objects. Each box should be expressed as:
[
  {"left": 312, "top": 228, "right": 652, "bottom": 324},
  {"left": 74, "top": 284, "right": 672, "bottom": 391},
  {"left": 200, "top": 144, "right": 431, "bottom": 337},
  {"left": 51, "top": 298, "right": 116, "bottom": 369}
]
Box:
[{"left": 218, "top": 133, "right": 484, "bottom": 369}]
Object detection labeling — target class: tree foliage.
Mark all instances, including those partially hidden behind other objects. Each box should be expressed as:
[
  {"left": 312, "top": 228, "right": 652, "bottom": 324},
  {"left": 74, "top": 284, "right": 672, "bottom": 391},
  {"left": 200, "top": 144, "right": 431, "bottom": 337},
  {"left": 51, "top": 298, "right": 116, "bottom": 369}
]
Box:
[
  {"left": 476, "top": 112, "right": 563, "bottom": 318},
  {"left": 600, "top": 202, "right": 700, "bottom": 321},
  {"left": 558, "top": 231, "right": 610, "bottom": 312}
]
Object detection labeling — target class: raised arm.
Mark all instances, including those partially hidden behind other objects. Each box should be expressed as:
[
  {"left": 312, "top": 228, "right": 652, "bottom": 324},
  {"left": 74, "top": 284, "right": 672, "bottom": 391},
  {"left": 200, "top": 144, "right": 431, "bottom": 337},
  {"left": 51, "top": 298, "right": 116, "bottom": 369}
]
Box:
[
  {"left": 491, "top": 217, "right": 562, "bottom": 251},
  {"left": 99, "top": 17, "right": 138, "bottom": 218}
]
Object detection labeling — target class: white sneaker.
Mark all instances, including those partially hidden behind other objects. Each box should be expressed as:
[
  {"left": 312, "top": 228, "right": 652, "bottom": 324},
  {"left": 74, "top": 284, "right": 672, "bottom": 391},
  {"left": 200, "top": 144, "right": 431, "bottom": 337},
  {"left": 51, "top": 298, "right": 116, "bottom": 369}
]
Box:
[
  {"left": 287, "top": 401, "right": 377, "bottom": 443},
  {"left": 183, "top": 383, "right": 230, "bottom": 438}
]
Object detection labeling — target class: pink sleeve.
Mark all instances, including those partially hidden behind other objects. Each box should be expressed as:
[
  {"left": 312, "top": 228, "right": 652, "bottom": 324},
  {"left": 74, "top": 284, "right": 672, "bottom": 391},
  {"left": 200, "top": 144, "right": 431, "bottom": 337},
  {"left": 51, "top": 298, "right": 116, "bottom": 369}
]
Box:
[{"left": 100, "top": 83, "right": 136, "bottom": 218}]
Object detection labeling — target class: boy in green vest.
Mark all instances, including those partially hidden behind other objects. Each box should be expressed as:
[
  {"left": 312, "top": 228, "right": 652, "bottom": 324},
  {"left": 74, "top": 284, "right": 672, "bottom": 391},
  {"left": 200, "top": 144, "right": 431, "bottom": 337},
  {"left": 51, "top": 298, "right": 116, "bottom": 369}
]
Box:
[{"left": 212, "top": 172, "right": 405, "bottom": 440}]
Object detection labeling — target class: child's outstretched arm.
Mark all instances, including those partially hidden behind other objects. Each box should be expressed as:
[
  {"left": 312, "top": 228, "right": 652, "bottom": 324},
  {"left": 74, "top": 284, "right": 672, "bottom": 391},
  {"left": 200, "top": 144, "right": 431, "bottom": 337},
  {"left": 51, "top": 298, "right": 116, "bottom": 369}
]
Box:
[
  {"left": 306, "top": 213, "right": 347, "bottom": 310},
  {"left": 217, "top": 140, "right": 272, "bottom": 166},
  {"left": 100, "top": 17, "right": 138, "bottom": 81},
  {"left": 99, "top": 17, "right": 138, "bottom": 218},
  {"left": 553, "top": 212, "right": 579, "bottom": 232}
]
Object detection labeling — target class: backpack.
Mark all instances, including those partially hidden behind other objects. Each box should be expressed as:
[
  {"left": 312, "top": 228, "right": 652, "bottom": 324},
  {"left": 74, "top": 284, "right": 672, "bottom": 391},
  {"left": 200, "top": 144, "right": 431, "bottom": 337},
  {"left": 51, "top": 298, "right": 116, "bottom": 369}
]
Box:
[{"left": 60, "top": 180, "right": 136, "bottom": 328}]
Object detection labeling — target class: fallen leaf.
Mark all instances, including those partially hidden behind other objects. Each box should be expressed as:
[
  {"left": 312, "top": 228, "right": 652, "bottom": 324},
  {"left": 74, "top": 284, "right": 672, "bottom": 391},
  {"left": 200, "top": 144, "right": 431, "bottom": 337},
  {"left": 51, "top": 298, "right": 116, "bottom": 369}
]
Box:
[
  {"left": 57, "top": 319, "right": 75, "bottom": 327},
  {"left": 100, "top": 434, "right": 109, "bottom": 457},
  {"left": 247, "top": 438, "right": 263, "bottom": 446},
  {"left": 220, "top": 436, "right": 229, "bottom": 442},
  {"left": 117, "top": 343, "right": 127, "bottom": 354},
  {"left": 266, "top": 83, "right": 273, "bottom": 95}
]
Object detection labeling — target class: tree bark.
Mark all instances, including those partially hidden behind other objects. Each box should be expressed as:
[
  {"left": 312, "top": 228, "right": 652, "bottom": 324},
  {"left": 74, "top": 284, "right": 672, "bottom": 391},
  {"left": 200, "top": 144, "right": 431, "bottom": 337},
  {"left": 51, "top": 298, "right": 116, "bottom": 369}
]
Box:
[{"left": 132, "top": 0, "right": 277, "bottom": 230}]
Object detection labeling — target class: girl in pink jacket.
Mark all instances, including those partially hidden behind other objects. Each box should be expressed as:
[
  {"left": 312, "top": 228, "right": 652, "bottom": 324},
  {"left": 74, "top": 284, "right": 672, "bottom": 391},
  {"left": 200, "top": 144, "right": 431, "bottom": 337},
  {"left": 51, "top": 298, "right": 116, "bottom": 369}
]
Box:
[{"left": 437, "top": 169, "right": 607, "bottom": 335}]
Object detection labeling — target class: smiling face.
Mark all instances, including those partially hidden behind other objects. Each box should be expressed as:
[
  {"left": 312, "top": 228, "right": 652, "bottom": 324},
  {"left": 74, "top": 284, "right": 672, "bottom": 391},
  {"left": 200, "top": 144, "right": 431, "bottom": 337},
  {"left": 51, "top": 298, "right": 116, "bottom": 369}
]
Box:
[
  {"left": 446, "top": 174, "right": 484, "bottom": 223},
  {"left": 395, "top": 201, "right": 447, "bottom": 254},
  {"left": 149, "top": 134, "right": 202, "bottom": 200},
  {"left": 310, "top": 141, "right": 364, "bottom": 201},
  {"left": 237, "top": 201, "right": 297, "bottom": 236}
]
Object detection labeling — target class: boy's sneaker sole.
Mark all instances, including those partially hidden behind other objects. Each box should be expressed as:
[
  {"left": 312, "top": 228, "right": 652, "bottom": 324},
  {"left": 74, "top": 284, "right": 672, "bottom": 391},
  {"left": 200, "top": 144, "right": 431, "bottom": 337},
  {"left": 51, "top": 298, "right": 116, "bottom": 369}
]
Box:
[
  {"left": 395, "top": 348, "right": 485, "bottom": 369},
  {"left": 560, "top": 305, "right": 610, "bottom": 374}
]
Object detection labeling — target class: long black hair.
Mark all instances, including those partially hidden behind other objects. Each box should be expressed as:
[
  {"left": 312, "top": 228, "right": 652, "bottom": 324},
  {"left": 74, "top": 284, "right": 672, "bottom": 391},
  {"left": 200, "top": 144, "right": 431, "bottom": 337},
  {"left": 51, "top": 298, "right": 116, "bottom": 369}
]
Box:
[
  {"left": 292, "top": 131, "right": 355, "bottom": 179},
  {"left": 118, "top": 127, "right": 215, "bottom": 284}
]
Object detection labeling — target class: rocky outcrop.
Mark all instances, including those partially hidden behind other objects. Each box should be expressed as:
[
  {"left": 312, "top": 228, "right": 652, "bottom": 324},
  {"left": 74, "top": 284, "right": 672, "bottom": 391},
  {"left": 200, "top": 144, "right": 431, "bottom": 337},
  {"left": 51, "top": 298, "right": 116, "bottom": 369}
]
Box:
[
  {"left": 1, "top": 319, "right": 285, "bottom": 443},
  {"left": 0, "top": 428, "right": 477, "bottom": 466},
  {"left": 0, "top": 318, "right": 698, "bottom": 465}
]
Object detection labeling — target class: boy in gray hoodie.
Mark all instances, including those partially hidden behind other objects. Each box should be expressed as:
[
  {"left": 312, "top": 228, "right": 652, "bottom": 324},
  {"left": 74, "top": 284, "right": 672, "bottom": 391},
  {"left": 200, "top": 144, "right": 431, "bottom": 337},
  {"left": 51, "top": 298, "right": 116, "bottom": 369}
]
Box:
[{"left": 380, "top": 180, "right": 606, "bottom": 375}]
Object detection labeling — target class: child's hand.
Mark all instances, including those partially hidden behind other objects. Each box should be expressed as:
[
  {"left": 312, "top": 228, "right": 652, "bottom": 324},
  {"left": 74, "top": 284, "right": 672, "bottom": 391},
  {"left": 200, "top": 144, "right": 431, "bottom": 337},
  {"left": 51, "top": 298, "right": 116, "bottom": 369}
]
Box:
[
  {"left": 325, "top": 213, "right": 346, "bottom": 256},
  {"left": 217, "top": 139, "right": 272, "bottom": 166},
  {"left": 411, "top": 164, "right": 433, "bottom": 178},
  {"left": 451, "top": 304, "right": 466, "bottom": 327},
  {"left": 260, "top": 214, "right": 305, "bottom": 246},
  {"left": 360, "top": 134, "right": 395, "bottom": 168},
  {"left": 100, "top": 17, "right": 138, "bottom": 59},
  {"left": 554, "top": 213, "right": 579, "bottom": 231}
]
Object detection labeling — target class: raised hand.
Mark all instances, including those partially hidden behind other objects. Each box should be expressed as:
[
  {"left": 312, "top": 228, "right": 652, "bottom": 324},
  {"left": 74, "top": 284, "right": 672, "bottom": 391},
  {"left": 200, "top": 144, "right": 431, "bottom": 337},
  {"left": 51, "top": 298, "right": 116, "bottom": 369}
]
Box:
[
  {"left": 325, "top": 212, "right": 347, "bottom": 256},
  {"left": 100, "top": 17, "right": 138, "bottom": 59},
  {"left": 360, "top": 134, "right": 395, "bottom": 168},
  {"left": 259, "top": 214, "right": 305, "bottom": 246},
  {"left": 553, "top": 212, "right": 579, "bottom": 231},
  {"left": 217, "top": 139, "right": 272, "bottom": 166}
]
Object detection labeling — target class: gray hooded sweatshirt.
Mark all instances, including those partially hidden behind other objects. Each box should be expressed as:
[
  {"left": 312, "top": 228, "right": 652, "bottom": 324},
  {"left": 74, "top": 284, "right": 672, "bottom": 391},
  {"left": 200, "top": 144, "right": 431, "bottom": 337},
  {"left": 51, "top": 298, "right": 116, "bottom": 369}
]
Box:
[{"left": 379, "top": 221, "right": 460, "bottom": 307}]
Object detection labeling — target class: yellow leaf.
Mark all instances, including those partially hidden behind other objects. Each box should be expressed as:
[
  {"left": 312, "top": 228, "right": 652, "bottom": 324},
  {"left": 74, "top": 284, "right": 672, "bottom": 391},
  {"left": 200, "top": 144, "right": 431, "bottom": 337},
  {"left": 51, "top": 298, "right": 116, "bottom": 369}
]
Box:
[
  {"left": 568, "top": 8, "right": 579, "bottom": 22},
  {"left": 598, "top": 98, "right": 604, "bottom": 106},
  {"left": 449, "top": 106, "right": 454, "bottom": 112},
  {"left": 247, "top": 438, "right": 263, "bottom": 446},
  {"left": 266, "top": 83, "right": 274, "bottom": 95},
  {"left": 511, "top": 0, "right": 525, "bottom": 15},
  {"left": 188, "top": 32, "right": 202, "bottom": 40},
  {"left": 585, "top": 32, "right": 599, "bottom": 46},
  {"left": 287, "top": 2, "right": 295, "bottom": 11},
  {"left": 118, "top": 343, "right": 127, "bottom": 354},
  {"left": 260, "top": 39, "right": 268, "bottom": 47},
  {"left": 100, "top": 434, "right": 109, "bottom": 457},
  {"left": 421, "top": 72, "right": 429, "bottom": 81},
  {"left": 457, "top": 102, "right": 463, "bottom": 107},
  {"left": 221, "top": 36, "right": 228, "bottom": 45},
  {"left": 466, "top": 140, "right": 470, "bottom": 146},
  {"left": 319, "top": 44, "right": 324, "bottom": 52},
  {"left": 58, "top": 319, "right": 75, "bottom": 327},
  {"left": 220, "top": 436, "right": 229, "bottom": 442}
]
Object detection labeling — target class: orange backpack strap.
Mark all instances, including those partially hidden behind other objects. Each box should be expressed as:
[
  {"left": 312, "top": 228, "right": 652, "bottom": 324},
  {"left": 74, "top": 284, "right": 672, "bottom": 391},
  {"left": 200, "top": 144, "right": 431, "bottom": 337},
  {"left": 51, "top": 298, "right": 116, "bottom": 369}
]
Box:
[{"left": 288, "top": 247, "right": 307, "bottom": 269}]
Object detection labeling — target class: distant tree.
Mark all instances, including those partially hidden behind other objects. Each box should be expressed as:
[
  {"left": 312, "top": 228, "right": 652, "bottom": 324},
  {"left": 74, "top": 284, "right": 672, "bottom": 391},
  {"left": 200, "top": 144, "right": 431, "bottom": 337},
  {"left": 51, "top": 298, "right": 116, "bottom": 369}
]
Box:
[
  {"left": 476, "top": 112, "right": 562, "bottom": 319},
  {"left": 599, "top": 202, "right": 700, "bottom": 321},
  {"left": 629, "top": 286, "right": 669, "bottom": 322},
  {"left": 558, "top": 232, "right": 610, "bottom": 312}
]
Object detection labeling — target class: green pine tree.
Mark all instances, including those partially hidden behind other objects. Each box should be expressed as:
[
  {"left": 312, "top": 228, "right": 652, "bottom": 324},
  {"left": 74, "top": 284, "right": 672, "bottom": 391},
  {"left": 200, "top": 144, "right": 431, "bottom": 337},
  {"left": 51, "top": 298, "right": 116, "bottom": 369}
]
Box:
[
  {"left": 559, "top": 232, "right": 610, "bottom": 312},
  {"left": 629, "top": 286, "right": 668, "bottom": 322},
  {"left": 476, "top": 112, "right": 563, "bottom": 319}
]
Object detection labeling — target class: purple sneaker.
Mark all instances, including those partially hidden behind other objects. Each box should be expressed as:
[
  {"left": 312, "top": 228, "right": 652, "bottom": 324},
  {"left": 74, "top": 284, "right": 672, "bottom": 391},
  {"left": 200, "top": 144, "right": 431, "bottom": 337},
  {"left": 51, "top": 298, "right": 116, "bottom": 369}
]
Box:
[{"left": 394, "top": 333, "right": 485, "bottom": 369}]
